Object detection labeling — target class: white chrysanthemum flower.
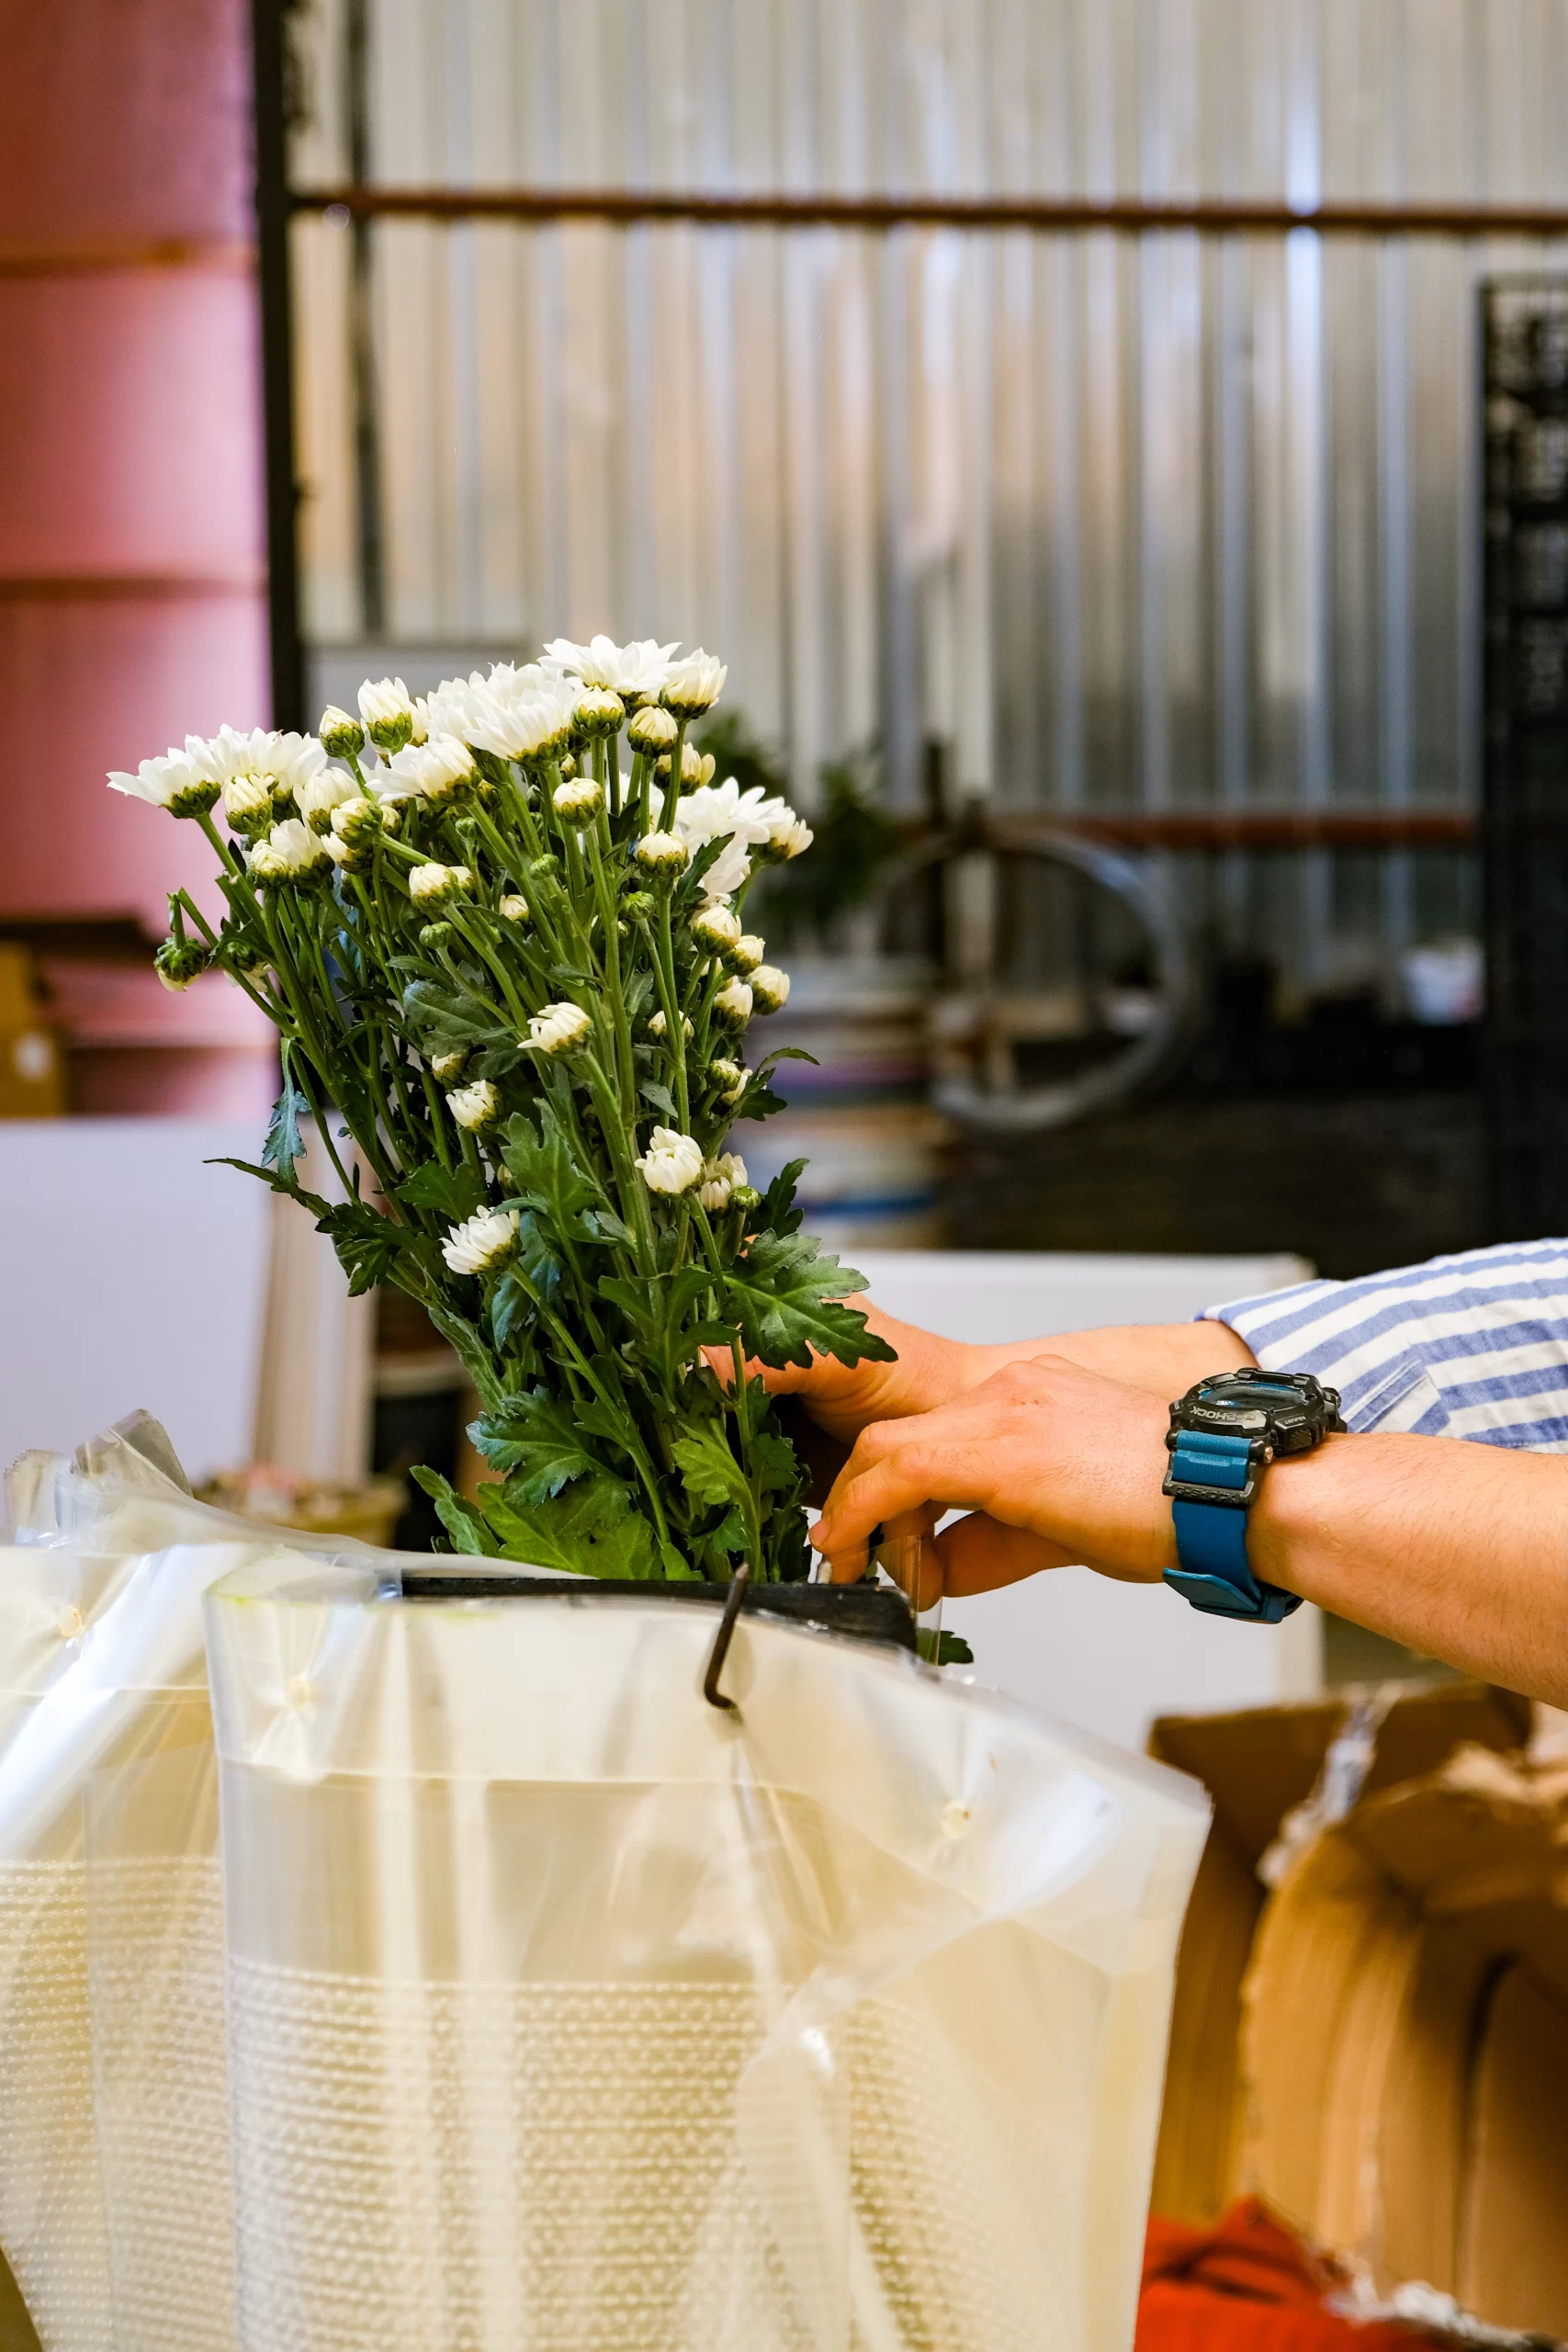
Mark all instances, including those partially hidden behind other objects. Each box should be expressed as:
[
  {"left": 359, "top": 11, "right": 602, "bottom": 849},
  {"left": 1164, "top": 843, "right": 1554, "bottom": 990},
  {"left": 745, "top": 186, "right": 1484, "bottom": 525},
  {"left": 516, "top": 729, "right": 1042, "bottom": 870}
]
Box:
[
  {"left": 626, "top": 703, "right": 678, "bottom": 753},
  {"left": 295, "top": 764, "right": 357, "bottom": 832},
  {"left": 408, "top": 695, "right": 431, "bottom": 746},
  {"left": 318, "top": 704, "right": 365, "bottom": 758},
  {"left": 750, "top": 964, "right": 790, "bottom": 1012},
  {"left": 707, "top": 1057, "right": 750, "bottom": 1103},
  {"left": 635, "top": 830, "right": 691, "bottom": 876},
  {"left": 186, "top": 722, "right": 274, "bottom": 790},
  {"left": 691, "top": 903, "right": 741, "bottom": 951},
  {"left": 379, "top": 732, "right": 475, "bottom": 806},
  {"left": 660, "top": 649, "right": 728, "bottom": 719},
  {"left": 430, "top": 1049, "right": 468, "bottom": 1082},
  {"left": 332, "top": 796, "right": 382, "bottom": 847},
  {"left": 358, "top": 675, "right": 415, "bottom": 751},
  {"left": 661, "top": 777, "right": 794, "bottom": 900},
  {"left": 647, "top": 1010, "right": 694, "bottom": 1041},
  {"left": 730, "top": 933, "right": 764, "bottom": 974},
  {"left": 271, "top": 732, "right": 330, "bottom": 807},
  {"left": 250, "top": 818, "right": 329, "bottom": 886},
  {"left": 527, "top": 1001, "right": 592, "bottom": 1057},
  {"left": 442, "top": 1205, "right": 519, "bottom": 1277},
  {"left": 497, "top": 893, "right": 531, "bottom": 924},
  {"left": 410, "top": 861, "right": 471, "bottom": 907},
  {"left": 713, "top": 976, "right": 754, "bottom": 1025},
  {"left": 697, "top": 1151, "right": 748, "bottom": 1213},
  {"left": 446, "top": 1077, "right": 501, "bottom": 1132},
  {"left": 107, "top": 747, "right": 220, "bottom": 820},
  {"left": 767, "top": 814, "right": 814, "bottom": 861},
  {"left": 552, "top": 775, "right": 604, "bottom": 825},
  {"left": 635, "top": 1125, "right": 705, "bottom": 1195},
  {"left": 464, "top": 671, "right": 576, "bottom": 763},
  {"left": 543, "top": 635, "right": 680, "bottom": 698}
]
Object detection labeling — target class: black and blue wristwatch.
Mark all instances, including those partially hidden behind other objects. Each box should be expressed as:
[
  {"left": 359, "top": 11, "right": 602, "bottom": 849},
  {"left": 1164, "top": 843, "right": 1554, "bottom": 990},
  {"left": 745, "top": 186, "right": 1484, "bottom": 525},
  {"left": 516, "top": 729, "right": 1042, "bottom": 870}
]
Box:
[{"left": 1163, "top": 1368, "right": 1344, "bottom": 1623}]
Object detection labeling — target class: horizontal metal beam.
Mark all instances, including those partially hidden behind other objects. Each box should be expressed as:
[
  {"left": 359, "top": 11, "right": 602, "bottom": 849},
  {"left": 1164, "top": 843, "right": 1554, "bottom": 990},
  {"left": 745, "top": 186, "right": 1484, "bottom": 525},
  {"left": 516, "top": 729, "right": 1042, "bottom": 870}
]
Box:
[
  {"left": 291, "top": 184, "right": 1568, "bottom": 240},
  {"left": 985, "top": 808, "right": 1478, "bottom": 852}
]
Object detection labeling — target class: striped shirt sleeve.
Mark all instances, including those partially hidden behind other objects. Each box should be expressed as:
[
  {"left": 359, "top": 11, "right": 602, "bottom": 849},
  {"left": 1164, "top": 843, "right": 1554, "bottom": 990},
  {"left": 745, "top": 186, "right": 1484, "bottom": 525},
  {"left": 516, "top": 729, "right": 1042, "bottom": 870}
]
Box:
[{"left": 1200, "top": 1238, "right": 1568, "bottom": 1451}]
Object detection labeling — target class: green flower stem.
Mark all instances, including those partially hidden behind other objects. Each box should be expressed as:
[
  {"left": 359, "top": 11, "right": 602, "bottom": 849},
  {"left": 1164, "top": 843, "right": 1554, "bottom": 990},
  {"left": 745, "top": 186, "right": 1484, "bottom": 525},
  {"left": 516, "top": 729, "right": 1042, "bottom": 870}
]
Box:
[
  {"left": 419, "top": 1064, "right": 456, "bottom": 1170},
  {"left": 584, "top": 825, "right": 637, "bottom": 1101},
  {"left": 448, "top": 910, "right": 531, "bottom": 1033},
  {"left": 196, "top": 811, "right": 244, "bottom": 881},
  {"left": 576, "top": 1049, "right": 657, "bottom": 1267},
  {"left": 653, "top": 900, "right": 691, "bottom": 1130},
  {"left": 286, "top": 1046, "right": 358, "bottom": 1202}
]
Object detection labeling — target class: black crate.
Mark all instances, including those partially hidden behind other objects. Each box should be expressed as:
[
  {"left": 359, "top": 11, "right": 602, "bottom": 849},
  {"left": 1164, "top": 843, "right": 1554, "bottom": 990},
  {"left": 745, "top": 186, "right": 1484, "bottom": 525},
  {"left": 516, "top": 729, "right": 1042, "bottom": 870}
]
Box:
[{"left": 1482, "top": 280, "right": 1568, "bottom": 1239}]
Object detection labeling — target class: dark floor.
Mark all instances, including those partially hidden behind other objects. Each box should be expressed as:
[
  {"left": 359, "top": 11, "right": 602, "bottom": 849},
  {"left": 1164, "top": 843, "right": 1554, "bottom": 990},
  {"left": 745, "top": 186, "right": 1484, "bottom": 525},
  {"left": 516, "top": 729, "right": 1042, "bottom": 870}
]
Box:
[{"left": 943, "top": 1089, "right": 1486, "bottom": 1281}]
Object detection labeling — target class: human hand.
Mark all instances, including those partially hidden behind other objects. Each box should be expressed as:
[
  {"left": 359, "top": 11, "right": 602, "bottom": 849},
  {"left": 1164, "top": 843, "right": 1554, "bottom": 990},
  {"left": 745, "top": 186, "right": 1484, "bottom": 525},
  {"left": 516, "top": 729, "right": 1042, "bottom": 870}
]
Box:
[
  {"left": 810, "top": 1354, "right": 1177, "bottom": 1594},
  {"left": 734, "top": 1300, "right": 989, "bottom": 1448}
]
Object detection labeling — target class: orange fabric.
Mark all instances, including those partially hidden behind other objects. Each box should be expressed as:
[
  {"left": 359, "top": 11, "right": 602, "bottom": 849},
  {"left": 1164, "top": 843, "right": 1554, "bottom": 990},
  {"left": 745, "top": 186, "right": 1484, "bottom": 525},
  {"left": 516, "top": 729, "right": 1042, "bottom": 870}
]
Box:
[{"left": 1137, "top": 2200, "right": 1422, "bottom": 2352}]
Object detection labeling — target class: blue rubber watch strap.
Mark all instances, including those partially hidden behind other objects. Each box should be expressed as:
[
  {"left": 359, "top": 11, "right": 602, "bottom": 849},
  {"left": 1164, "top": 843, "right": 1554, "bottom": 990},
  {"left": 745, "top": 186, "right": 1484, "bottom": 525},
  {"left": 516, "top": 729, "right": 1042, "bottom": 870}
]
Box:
[{"left": 1164, "top": 1430, "right": 1302, "bottom": 1623}]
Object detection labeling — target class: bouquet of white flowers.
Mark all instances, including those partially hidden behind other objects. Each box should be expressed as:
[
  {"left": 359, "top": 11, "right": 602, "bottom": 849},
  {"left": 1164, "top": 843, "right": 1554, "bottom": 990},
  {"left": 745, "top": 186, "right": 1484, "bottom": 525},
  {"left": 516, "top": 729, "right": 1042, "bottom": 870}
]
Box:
[{"left": 109, "top": 638, "right": 893, "bottom": 1579}]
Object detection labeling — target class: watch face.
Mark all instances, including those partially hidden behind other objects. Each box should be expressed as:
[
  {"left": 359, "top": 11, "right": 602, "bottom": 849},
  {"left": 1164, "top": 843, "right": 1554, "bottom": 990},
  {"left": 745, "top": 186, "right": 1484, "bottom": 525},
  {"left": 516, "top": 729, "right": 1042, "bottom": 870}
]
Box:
[{"left": 1201, "top": 1375, "right": 1299, "bottom": 1411}]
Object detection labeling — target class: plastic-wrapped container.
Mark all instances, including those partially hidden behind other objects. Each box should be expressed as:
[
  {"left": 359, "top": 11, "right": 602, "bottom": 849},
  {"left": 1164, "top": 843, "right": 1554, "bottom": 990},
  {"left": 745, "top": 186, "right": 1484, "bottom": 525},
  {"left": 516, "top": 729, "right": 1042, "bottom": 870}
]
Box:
[
  {"left": 206, "top": 1555, "right": 1211, "bottom": 2352},
  {"left": 0, "top": 1417, "right": 369, "bottom": 2352}
]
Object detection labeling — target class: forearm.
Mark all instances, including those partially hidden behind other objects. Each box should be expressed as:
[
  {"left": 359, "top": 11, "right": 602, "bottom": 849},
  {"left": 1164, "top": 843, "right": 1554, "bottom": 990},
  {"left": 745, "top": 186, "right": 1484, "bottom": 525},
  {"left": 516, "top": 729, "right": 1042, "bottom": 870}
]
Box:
[
  {"left": 969, "top": 1318, "right": 1255, "bottom": 1398},
  {"left": 1253, "top": 1431, "right": 1568, "bottom": 1706}
]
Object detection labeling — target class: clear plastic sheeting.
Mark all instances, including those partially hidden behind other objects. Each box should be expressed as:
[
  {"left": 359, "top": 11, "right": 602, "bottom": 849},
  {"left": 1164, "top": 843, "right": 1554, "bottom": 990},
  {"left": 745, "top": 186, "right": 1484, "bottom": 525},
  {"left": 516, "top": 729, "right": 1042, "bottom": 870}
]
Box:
[
  {"left": 206, "top": 1557, "right": 1211, "bottom": 2352},
  {"left": 0, "top": 1415, "right": 369, "bottom": 2352}
]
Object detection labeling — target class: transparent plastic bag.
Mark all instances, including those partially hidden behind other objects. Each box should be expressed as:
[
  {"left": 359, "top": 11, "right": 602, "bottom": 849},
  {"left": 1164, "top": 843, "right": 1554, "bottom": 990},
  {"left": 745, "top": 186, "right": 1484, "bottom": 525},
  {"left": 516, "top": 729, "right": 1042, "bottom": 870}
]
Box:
[
  {"left": 206, "top": 1555, "right": 1211, "bottom": 2352},
  {"left": 0, "top": 1416, "right": 376, "bottom": 2352}
]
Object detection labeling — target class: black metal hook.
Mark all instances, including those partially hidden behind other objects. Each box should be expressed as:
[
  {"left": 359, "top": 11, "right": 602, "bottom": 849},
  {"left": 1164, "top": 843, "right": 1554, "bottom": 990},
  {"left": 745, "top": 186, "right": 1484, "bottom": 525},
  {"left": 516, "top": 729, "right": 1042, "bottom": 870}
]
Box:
[{"left": 702, "top": 1559, "right": 751, "bottom": 1711}]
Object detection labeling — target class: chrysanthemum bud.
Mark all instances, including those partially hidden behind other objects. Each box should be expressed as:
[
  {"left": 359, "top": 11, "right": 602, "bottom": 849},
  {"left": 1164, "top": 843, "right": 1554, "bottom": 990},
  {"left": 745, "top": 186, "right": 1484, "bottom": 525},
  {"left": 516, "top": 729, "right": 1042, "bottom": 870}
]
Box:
[
  {"left": 446, "top": 1077, "right": 501, "bottom": 1132},
  {"left": 636, "top": 831, "right": 690, "bottom": 883},
  {"left": 220, "top": 935, "right": 269, "bottom": 986},
  {"left": 319, "top": 705, "right": 366, "bottom": 759},
  {"left": 729, "top": 1184, "right": 762, "bottom": 1215},
  {"left": 430, "top": 1050, "right": 468, "bottom": 1083},
  {"left": 250, "top": 819, "right": 331, "bottom": 887},
  {"left": 571, "top": 688, "right": 625, "bottom": 741},
  {"left": 410, "top": 861, "right": 471, "bottom": 908},
  {"left": 648, "top": 1010, "right": 694, "bottom": 1041},
  {"left": 557, "top": 752, "right": 577, "bottom": 781},
  {"left": 529, "top": 853, "right": 561, "bottom": 885},
  {"left": 653, "top": 742, "right": 716, "bottom": 787},
  {"left": 750, "top": 964, "right": 790, "bottom": 1013},
  {"left": 408, "top": 695, "right": 431, "bottom": 748},
  {"left": 497, "top": 894, "right": 531, "bottom": 923},
  {"left": 660, "top": 650, "right": 728, "bottom": 721},
  {"left": 441, "top": 1204, "right": 519, "bottom": 1278},
  {"left": 761, "top": 814, "right": 814, "bottom": 864},
  {"left": 619, "top": 889, "right": 657, "bottom": 923},
  {"left": 697, "top": 1151, "right": 747, "bottom": 1213},
  {"left": 154, "top": 937, "right": 211, "bottom": 992},
  {"left": 358, "top": 675, "right": 415, "bottom": 754},
  {"left": 713, "top": 976, "right": 754, "bottom": 1026},
  {"left": 526, "top": 1001, "right": 592, "bottom": 1057},
  {"left": 419, "top": 922, "right": 453, "bottom": 952},
  {"left": 223, "top": 768, "right": 276, "bottom": 839},
  {"left": 728, "top": 933, "right": 764, "bottom": 974},
  {"left": 333, "top": 796, "right": 383, "bottom": 848},
  {"left": 552, "top": 776, "right": 604, "bottom": 826},
  {"left": 706, "top": 1057, "right": 749, "bottom": 1103},
  {"left": 634, "top": 1125, "right": 705, "bottom": 1195},
  {"left": 626, "top": 704, "right": 678, "bottom": 754},
  {"left": 691, "top": 903, "right": 741, "bottom": 952}
]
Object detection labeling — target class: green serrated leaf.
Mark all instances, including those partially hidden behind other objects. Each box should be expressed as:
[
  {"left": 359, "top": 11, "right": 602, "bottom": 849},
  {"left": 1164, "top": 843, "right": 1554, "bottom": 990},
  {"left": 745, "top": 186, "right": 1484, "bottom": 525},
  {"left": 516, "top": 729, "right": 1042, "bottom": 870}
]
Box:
[
  {"left": 639, "top": 1078, "right": 677, "bottom": 1119},
  {"left": 587, "top": 1207, "right": 637, "bottom": 1248},
  {"left": 314, "top": 1198, "right": 406, "bottom": 1297},
  {"left": 400, "top": 978, "right": 511, "bottom": 1059},
  {"left": 261, "top": 1068, "right": 310, "bottom": 1184},
  {"left": 479, "top": 1474, "right": 669, "bottom": 1579},
  {"left": 752, "top": 1429, "right": 803, "bottom": 1497},
  {"left": 500, "top": 1103, "right": 600, "bottom": 1237},
  {"left": 722, "top": 1230, "right": 898, "bottom": 1369},
  {"left": 756, "top": 1159, "right": 806, "bottom": 1237},
  {"left": 671, "top": 1422, "right": 752, "bottom": 1516},
  {"left": 396, "top": 1158, "right": 488, "bottom": 1226},
  {"left": 472, "top": 1387, "right": 599, "bottom": 1500},
  {"left": 410, "top": 1465, "right": 488, "bottom": 1555}
]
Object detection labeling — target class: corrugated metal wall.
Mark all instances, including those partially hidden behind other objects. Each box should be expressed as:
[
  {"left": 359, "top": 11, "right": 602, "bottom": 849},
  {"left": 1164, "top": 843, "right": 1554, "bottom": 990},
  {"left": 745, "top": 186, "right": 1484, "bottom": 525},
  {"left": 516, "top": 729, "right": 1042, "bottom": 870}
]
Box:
[{"left": 288, "top": 0, "right": 1568, "bottom": 990}]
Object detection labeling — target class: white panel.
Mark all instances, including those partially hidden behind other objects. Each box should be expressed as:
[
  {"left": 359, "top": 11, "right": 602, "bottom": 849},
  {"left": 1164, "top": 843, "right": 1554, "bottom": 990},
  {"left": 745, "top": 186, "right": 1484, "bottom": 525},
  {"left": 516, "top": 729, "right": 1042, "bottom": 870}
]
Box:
[{"left": 0, "top": 1123, "right": 270, "bottom": 1488}]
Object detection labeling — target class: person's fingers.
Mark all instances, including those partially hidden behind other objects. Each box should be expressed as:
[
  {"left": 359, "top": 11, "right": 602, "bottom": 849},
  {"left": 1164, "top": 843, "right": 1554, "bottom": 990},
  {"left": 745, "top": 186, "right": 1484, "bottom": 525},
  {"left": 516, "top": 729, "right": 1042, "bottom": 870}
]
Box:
[
  {"left": 814, "top": 1433, "right": 994, "bottom": 1577},
  {"left": 933, "top": 1512, "right": 1080, "bottom": 1595}
]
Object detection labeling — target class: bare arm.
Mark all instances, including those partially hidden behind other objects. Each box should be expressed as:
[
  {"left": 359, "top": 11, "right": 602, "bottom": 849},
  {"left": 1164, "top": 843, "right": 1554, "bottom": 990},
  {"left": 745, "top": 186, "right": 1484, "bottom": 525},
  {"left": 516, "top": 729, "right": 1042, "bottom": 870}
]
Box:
[{"left": 809, "top": 1355, "right": 1568, "bottom": 1708}]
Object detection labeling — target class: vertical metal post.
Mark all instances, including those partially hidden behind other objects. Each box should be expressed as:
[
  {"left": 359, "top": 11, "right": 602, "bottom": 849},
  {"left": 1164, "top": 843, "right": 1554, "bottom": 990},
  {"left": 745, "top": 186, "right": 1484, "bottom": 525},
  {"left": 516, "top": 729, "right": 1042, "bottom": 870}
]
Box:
[
  {"left": 346, "top": 0, "right": 387, "bottom": 639},
  {"left": 252, "top": 0, "right": 306, "bottom": 732}
]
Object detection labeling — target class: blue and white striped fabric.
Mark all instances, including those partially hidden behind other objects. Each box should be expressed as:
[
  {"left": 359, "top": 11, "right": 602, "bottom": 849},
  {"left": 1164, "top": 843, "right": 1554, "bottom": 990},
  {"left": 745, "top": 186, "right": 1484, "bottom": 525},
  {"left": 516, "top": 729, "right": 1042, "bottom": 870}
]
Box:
[{"left": 1201, "top": 1240, "right": 1568, "bottom": 1452}]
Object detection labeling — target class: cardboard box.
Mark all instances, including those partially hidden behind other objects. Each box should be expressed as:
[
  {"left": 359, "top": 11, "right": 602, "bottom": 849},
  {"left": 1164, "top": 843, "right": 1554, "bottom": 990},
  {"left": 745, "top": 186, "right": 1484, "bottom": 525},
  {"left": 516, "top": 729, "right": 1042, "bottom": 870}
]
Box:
[{"left": 1147, "top": 1683, "right": 1529, "bottom": 2233}]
